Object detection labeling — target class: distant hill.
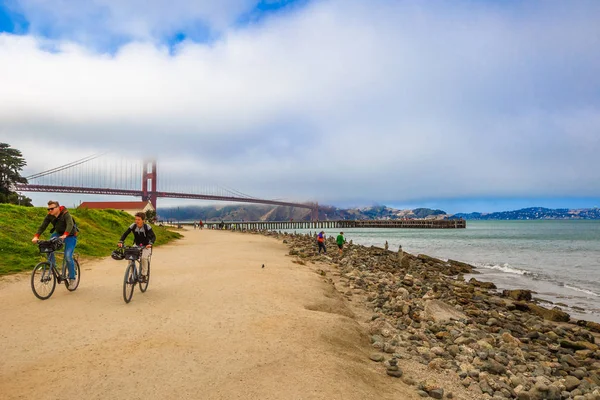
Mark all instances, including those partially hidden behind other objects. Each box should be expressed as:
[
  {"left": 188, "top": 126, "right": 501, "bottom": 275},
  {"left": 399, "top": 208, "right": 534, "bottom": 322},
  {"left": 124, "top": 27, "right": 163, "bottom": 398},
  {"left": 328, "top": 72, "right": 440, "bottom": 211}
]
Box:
[
  {"left": 157, "top": 205, "right": 448, "bottom": 222},
  {"left": 158, "top": 204, "right": 600, "bottom": 222},
  {"left": 450, "top": 207, "right": 600, "bottom": 220}
]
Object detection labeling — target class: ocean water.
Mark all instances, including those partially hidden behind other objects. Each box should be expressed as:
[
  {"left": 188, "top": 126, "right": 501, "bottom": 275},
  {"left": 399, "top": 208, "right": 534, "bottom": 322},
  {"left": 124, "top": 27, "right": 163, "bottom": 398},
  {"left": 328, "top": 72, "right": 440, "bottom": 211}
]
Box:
[{"left": 286, "top": 221, "right": 600, "bottom": 323}]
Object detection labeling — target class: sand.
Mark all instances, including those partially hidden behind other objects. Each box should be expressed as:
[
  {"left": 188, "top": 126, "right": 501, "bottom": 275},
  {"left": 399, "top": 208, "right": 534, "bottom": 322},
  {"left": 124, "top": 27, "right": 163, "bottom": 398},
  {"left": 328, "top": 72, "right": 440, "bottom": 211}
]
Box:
[{"left": 0, "top": 229, "right": 423, "bottom": 400}]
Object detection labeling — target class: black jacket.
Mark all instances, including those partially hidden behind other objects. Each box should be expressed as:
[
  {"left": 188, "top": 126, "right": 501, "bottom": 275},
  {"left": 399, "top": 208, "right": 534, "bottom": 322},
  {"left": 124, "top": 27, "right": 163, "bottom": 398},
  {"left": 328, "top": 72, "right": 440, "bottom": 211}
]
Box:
[
  {"left": 35, "top": 206, "right": 78, "bottom": 237},
  {"left": 119, "top": 223, "right": 156, "bottom": 246}
]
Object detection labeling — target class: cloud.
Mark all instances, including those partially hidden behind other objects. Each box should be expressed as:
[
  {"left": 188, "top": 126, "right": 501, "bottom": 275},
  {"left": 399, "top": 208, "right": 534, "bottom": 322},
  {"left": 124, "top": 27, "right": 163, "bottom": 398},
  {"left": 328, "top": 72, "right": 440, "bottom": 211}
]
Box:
[{"left": 1, "top": 0, "right": 600, "bottom": 210}]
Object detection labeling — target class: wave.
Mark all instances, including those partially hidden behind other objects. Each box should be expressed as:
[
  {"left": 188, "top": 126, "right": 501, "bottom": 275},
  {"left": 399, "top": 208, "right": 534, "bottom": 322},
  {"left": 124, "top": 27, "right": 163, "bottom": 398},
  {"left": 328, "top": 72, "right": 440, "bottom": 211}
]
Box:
[
  {"left": 475, "top": 263, "right": 533, "bottom": 276},
  {"left": 564, "top": 285, "right": 600, "bottom": 297}
]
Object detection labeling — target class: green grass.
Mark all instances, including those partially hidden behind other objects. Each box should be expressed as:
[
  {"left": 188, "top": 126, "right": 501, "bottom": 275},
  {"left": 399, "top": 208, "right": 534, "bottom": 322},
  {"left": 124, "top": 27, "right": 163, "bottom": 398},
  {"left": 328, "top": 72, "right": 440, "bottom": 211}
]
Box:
[{"left": 0, "top": 204, "right": 182, "bottom": 275}]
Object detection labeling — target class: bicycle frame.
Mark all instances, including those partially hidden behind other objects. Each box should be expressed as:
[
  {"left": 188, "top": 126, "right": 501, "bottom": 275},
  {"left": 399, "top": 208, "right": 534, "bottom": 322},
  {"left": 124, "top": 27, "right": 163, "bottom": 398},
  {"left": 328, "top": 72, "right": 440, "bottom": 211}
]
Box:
[
  {"left": 129, "top": 258, "right": 141, "bottom": 280},
  {"left": 45, "top": 251, "right": 68, "bottom": 283},
  {"left": 129, "top": 252, "right": 152, "bottom": 276}
]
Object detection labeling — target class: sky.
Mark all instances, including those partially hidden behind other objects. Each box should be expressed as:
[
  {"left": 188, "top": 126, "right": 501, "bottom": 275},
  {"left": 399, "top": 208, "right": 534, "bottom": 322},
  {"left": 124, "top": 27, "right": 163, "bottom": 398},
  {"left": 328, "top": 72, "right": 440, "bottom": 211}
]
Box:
[{"left": 1, "top": 0, "right": 599, "bottom": 213}]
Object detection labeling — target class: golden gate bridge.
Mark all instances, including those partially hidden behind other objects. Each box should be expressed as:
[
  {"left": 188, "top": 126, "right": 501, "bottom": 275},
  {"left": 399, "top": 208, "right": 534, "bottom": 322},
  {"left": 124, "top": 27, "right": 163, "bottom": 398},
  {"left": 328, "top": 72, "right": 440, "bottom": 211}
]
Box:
[{"left": 15, "top": 153, "right": 319, "bottom": 219}]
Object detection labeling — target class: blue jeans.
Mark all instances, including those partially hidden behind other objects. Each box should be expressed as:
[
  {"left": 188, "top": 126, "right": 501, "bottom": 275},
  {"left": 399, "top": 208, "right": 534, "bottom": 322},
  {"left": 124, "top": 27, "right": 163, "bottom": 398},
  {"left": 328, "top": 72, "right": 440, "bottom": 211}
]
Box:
[{"left": 51, "top": 233, "right": 77, "bottom": 279}]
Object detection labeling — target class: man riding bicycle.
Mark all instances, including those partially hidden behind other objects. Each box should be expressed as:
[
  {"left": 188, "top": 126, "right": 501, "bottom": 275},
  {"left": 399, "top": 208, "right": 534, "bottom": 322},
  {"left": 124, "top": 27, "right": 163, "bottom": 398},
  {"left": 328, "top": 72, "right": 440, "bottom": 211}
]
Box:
[
  {"left": 31, "top": 200, "right": 79, "bottom": 284},
  {"left": 118, "top": 212, "right": 156, "bottom": 282}
]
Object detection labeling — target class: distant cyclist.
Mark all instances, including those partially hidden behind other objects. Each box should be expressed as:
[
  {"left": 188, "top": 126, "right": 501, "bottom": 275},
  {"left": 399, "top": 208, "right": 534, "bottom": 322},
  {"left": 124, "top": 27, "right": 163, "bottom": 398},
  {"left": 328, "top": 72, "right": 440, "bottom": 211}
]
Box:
[
  {"left": 118, "top": 212, "right": 156, "bottom": 282},
  {"left": 31, "top": 200, "right": 79, "bottom": 284}
]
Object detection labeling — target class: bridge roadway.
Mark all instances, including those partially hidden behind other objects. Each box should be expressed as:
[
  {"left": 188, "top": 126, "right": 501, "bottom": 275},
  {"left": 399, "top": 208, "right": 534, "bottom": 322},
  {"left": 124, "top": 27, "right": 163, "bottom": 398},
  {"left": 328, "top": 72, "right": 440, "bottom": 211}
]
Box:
[
  {"left": 14, "top": 184, "right": 315, "bottom": 210},
  {"left": 197, "top": 219, "right": 466, "bottom": 230}
]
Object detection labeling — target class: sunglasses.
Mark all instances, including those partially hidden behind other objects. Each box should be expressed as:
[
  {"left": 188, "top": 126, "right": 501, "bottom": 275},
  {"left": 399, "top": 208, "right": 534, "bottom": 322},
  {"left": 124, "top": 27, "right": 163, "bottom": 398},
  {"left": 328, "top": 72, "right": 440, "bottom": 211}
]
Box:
[{"left": 47, "top": 207, "right": 57, "bottom": 211}]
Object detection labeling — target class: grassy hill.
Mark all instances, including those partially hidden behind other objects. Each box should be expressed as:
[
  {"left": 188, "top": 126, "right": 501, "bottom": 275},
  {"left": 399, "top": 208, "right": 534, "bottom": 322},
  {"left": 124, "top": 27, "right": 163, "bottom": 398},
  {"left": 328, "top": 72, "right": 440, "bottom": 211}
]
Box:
[{"left": 0, "top": 204, "right": 182, "bottom": 275}]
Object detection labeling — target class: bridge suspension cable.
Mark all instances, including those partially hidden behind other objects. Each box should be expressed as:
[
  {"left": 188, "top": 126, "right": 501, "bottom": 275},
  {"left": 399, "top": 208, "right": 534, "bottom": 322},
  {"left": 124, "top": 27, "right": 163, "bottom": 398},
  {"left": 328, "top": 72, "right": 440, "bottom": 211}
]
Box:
[
  {"left": 26, "top": 152, "right": 109, "bottom": 180},
  {"left": 218, "top": 185, "right": 258, "bottom": 200}
]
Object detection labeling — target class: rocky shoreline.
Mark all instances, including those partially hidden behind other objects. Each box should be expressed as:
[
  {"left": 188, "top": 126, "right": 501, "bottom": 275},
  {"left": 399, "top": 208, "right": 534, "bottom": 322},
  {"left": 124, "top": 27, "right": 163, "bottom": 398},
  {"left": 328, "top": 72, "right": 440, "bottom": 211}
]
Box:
[{"left": 260, "top": 230, "right": 600, "bottom": 400}]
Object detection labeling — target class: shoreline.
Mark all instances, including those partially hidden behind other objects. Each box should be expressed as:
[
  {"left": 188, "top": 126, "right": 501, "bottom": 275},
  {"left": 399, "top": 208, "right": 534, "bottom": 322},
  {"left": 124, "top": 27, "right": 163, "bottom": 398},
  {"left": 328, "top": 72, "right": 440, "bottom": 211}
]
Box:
[
  {"left": 276, "top": 224, "right": 600, "bottom": 325},
  {"left": 252, "top": 229, "right": 600, "bottom": 399},
  {"left": 463, "top": 268, "right": 600, "bottom": 324}
]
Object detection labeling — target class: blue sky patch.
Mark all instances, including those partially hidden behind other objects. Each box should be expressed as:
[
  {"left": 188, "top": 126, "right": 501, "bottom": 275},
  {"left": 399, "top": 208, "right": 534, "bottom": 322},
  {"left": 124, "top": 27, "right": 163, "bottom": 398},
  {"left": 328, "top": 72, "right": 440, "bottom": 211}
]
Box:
[
  {"left": 0, "top": 2, "right": 28, "bottom": 34},
  {"left": 237, "top": 0, "right": 309, "bottom": 26}
]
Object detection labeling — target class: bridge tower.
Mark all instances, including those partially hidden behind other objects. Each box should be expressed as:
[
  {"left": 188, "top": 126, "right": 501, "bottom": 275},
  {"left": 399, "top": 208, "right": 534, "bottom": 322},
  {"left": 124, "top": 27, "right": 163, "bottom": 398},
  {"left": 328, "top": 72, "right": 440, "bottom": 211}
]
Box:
[
  {"left": 142, "top": 159, "right": 157, "bottom": 209},
  {"left": 311, "top": 202, "right": 319, "bottom": 221}
]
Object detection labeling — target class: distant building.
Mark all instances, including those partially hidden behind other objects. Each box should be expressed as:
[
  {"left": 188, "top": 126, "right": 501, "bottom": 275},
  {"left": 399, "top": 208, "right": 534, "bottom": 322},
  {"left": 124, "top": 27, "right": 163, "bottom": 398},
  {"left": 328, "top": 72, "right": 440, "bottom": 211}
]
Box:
[{"left": 78, "top": 201, "right": 154, "bottom": 216}]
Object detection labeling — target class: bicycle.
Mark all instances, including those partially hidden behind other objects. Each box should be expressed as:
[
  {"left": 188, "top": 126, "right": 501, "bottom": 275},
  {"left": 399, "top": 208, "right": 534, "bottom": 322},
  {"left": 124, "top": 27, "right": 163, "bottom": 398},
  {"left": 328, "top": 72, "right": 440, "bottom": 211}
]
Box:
[
  {"left": 31, "top": 237, "right": 81, "bottom": 300},
  {"left": 112, "top": 246, "right": 151, "bottom": 303}
]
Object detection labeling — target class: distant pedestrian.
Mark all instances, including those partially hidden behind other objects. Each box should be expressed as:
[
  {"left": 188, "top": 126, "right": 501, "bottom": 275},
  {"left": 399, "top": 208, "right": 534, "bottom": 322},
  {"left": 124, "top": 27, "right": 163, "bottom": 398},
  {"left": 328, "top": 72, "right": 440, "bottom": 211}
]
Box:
[
  {"left": 193, "top": 222, "right": 197, "bottom": 230},
  {"left": 336, "top": 232, "right": 345, "bottom": 254},
  {"left": 317, "top": 231, "right": 326, "bottom": 254},
  {"left": 199, "top": 220, "right": 204, "bottom": 230}
]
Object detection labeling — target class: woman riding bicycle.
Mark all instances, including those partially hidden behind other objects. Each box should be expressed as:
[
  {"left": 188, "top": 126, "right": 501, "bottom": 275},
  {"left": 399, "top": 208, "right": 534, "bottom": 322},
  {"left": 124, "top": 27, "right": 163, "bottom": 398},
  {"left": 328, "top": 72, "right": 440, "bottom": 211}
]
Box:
[
  {"left": 118, "top": 212, "right": 156, "bottom": 282},
  {"left": 31, "top": 200, "right": 79, "bottom": 284}
]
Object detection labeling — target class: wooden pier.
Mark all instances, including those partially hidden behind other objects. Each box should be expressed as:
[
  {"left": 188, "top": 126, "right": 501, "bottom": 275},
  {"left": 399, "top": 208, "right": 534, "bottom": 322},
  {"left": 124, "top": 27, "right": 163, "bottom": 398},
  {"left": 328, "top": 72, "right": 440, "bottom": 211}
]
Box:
[{"left": 201, "top": 219, "right": 465, "bottom": 231}]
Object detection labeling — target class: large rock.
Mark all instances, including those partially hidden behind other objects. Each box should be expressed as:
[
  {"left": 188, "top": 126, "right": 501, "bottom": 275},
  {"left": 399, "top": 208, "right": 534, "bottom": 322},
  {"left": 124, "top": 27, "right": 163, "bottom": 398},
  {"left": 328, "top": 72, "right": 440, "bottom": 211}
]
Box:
[
  {"left": 563, "top": 376, "right": 581, "bottom": 391},
  {"left": 423, "top": 300, "right": 467, "bottom": 323},
  {"left": 483, "top": 359, "right": 507, "bottom": 375},
  {"left": 468, "top": 278, "right": 497, "bottom": 289},
  {"left": 577, "top": 320, "right": 600, "bottom": 333},
  {"left": 560, "top": 340, "right": 590, "bottom": 351},
  {"left": 447, "top": 259, "right": 475, "bottom": 273},
  {"left": 369, "top": 318, "right": 396, "bottom": 337},
  {"left": 513, "top": 302, "right": 570, "bottom": 322},
  {"left": 417, "top": 254, "right": 446, "bottom": 265},
  {"left": 502, "top": 289, "right": 533, "bottom": 301}
]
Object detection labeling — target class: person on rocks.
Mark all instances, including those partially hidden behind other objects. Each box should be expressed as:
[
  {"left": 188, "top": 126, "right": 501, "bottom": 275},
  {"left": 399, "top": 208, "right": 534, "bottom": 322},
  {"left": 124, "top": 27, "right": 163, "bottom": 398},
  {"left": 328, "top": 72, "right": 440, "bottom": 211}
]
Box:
[
  {"left": 317, "top": 231, "right": 327, "bottom": 254},
  {"left": 118, "top": 212, "right": 156, "bottom": 282},
  {"left": 336, "top": 232, "right": 345, "bottom": 254},
  {"left": 31, "top": 200, "right": 79, "bottom": 284}
]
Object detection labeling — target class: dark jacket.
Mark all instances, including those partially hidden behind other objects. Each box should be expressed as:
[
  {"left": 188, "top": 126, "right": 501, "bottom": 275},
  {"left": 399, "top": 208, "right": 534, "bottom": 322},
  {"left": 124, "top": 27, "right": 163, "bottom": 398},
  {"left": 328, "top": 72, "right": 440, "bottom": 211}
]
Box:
[
  {"left": 35, "top": 206, "right": 78, "bottom": 237},
  {"left": 119, "top": 223, "right": 156, "bottom": 246}
]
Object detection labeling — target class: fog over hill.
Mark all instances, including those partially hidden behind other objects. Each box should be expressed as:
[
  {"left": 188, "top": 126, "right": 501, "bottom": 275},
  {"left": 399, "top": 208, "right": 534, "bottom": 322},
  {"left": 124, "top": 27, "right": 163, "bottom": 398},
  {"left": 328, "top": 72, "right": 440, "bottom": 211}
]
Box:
[
  {"left": 158, "top": 205, "right": 600, "bottom": 221},
  {"left": 157, "top": 205, "right": 447, "bottom": 222}
]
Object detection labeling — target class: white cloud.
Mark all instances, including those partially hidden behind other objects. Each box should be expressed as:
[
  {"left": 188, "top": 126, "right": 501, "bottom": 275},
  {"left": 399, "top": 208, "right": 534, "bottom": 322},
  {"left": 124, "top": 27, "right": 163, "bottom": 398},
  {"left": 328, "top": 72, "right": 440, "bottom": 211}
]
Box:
[{"left": 1, "top": 0, "right": 600, "bottom": 209}]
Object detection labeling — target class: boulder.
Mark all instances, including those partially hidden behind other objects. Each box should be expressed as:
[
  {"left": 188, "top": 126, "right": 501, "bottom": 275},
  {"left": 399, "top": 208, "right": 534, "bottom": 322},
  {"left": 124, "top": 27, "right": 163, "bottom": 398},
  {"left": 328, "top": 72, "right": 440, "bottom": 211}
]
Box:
[
  {"left": 563, "top": 376, "right": 581, "bottom": 391},
  {"left": 513, "top": 302, "right": 570, "bottom": 322},
  {"left": 417, "top": 254, "right": 446, "bottom": 265},
  {"left": 469, "top": 278, "right": 497, "bottom": 290},
  {"left": 502, "top": 289, "right": 533, "bottom": 301},
  {"left": 447, "top": 259, "right": 475, "bottom": 273},
  {"left": 577, "top": 320, "right": 600, "bottom": 333},
  {"left": 423, "top": 300, "right": 467, "bottom": 323}
]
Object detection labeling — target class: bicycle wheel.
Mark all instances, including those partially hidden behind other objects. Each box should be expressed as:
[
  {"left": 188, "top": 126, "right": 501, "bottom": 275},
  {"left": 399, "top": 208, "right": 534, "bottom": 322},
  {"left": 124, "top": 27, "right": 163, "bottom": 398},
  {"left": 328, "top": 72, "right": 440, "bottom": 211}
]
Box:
[
  {"left": 123, "top": 262, "right": 136, "bottom": 303},
  {"left": 139, "top": 261, "right": 150, "bottom": 293},
  {"left": 66, "top": 259, "right": 81, "bottom": 292},
  {"left": 31, "top": 262, "right": 56, "bottom": 300}
]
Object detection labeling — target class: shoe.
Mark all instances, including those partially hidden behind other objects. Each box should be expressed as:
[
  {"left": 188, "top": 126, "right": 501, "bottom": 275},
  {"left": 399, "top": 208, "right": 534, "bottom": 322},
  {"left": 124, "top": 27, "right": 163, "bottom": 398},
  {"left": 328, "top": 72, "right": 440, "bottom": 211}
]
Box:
[{"left": 69, "top": 279, "right": 76, "bottom": 285}]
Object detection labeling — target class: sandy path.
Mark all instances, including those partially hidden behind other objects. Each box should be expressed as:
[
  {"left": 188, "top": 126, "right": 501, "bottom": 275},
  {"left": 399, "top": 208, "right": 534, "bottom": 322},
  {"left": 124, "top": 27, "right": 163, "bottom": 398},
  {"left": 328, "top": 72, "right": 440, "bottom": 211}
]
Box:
[{"left": 0, "top": 229, "right": 420, "bottom": 400}]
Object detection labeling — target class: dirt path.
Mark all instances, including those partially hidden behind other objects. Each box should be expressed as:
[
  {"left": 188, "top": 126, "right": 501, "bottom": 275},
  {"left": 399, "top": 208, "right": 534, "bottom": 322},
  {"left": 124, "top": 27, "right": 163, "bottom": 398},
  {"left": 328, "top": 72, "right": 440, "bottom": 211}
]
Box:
[{"left": 0, "top": 229, "right": 421, "bottom": 400}]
